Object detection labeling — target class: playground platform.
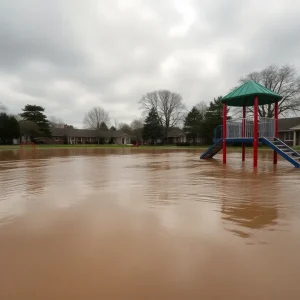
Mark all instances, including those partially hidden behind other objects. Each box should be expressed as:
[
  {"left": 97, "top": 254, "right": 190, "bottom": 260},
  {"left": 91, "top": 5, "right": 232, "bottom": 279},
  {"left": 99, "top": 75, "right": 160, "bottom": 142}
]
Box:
[{"left": 201, "top": 137, "right": 300, "bottom": 168}]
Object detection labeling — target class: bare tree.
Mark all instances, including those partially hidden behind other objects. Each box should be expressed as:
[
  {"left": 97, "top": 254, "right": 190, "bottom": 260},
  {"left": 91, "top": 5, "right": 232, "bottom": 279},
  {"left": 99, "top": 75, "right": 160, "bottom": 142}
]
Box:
[
  {"left": 118, "top": 123, "right": 132, "bottom": 135},
  {"left": 83, "top": 107, "right": 110, "bottom": 129},
  {"left": 196, "top": 101, "right": 208, "bottom": 118},
  {"left": 113, "top": 119, "right": 119, "bottom": 130},
  {"left": 239, "top": 64, "right": 300, "bottom": 117},
  {"left": 49, "top": 116, "right": 65, "bottom": 128},
  {"left": 130, "top": 118, "right": 143, "bottom": 131},
  {"left": 0, "top": 102, "right": 7, "bottom": 113},
  {"left": 130, "top": 118, "right": 143, "bottom": 143},
  {"left": 139, "top": 90, "right": 186, "bottom": 141}
]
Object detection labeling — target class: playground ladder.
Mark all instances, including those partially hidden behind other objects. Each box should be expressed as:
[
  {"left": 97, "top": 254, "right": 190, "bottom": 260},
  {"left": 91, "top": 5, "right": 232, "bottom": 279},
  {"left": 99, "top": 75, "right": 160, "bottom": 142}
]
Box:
[{"left": 260, "top": 137, "right": 300, "bottom": 168}]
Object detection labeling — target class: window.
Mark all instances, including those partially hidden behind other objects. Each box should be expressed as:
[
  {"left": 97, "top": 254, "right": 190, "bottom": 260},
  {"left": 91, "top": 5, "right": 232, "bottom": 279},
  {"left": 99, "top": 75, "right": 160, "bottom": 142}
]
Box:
[{"left": 284, "top": 131, "right": 293, "bottom": 141}]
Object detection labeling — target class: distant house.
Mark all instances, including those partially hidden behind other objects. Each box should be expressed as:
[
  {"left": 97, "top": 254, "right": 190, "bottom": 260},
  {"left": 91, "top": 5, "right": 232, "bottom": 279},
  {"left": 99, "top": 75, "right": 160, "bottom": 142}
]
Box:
[
  {"left": 166, "top": 128, "right": 206, "bottom": 145},
  {"left": 143, "top": 127, "right": 187, "bottom": 145},
  {"left": 34, "top": 126, "right": 131, "bottom": 145},
  {"left": 144, "top": 127, "right": 202, "bottom": 145},
  {"left": 278, "top": 117, "right": 300, "bottom": 146},
  {"left": 166, "top": 128, "right": 187, "bottom": 144}
]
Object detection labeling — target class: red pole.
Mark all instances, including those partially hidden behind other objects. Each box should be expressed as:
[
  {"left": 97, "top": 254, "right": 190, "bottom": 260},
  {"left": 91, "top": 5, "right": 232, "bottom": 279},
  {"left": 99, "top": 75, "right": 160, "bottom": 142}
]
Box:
[
  {"left": 274, "top": 100, "right": 279, "bottom": 164},
  {"left": 242, "top": 106, "right": 246, "bottom": 161},
  {"left": 253, "top": 96, "right": 258, "bottom": 168},
  {"left": 223, "top": 103, "right": 227, "bottom": 164}
]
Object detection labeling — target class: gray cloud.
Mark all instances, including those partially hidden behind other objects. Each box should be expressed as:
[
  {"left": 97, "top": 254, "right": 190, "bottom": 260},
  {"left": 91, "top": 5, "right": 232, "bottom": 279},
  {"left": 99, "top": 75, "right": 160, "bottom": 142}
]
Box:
[{"left": 1, "top": 0, "right": 300, "bottom": 127}]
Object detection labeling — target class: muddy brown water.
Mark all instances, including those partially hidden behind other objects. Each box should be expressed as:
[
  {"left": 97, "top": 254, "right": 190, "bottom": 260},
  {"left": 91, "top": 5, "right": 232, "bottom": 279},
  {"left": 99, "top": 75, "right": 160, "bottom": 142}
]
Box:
[{"left": 0, "top": 148, "right": 300, "bottom": 299}]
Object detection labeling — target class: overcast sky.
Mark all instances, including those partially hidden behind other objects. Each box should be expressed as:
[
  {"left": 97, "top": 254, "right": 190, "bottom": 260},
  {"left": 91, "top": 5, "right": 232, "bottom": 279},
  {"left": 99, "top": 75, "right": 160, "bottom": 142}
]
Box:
[{"left": 1, "top": 0, "right": 300, "bottom": 128}]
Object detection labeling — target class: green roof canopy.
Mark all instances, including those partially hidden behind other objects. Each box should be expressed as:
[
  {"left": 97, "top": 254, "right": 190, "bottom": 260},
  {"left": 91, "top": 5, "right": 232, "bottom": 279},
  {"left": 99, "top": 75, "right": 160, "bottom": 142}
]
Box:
[{"left": 221, "top": 80, "right": 282, "bottom": 107}]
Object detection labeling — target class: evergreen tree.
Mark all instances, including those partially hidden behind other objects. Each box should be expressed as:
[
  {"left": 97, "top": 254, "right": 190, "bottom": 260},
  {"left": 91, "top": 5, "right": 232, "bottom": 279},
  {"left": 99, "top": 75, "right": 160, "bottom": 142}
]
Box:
[
  {"left": 0, "top": 113, "right": 20, "bottom": 144},
  {"left": 142, "top": 107, "right": 163, "bottom": 144},
  {"left": 184, "top": 107, "right": 203, "bottom": 145},
  {"left": 118, "top": 123, "right": 132, "bottom": 135},
  {"left": 19, "top": 120, "right": 40, "bottom": 139},
  {"left": 110, "top": 126, "right": 117, "bottom": 131},
  {"left": 100, "top": 122, "right": 108, "bottom": 130},
  {"left": 203, "top": 97, "right": 230, "bottom": 144},
  {"left": 20, "top": 105, "right": 51, "bottom": 137}
]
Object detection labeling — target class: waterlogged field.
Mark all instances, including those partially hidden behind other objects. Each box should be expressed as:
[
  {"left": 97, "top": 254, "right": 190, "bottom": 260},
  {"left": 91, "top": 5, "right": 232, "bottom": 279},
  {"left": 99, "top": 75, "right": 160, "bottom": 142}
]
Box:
[{"left": 0, "top": 148, "right": 300, "bottom": 299}]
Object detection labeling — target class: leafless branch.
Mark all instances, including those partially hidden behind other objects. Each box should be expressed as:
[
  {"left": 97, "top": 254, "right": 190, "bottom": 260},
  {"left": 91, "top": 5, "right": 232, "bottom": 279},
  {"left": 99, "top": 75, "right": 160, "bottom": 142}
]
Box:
[
  {"left": 83, "top": 107, "right": 110, "bottom": 129},
  {"left": 139, "top": 90, "right": 186, "bottom": 139},
  {"left": 49, "top": 116, "right": 65, "bottom": 128},
  {"left": 0, "top": 102, "right": 7, "bottom": 113},
  {"left": 240, "top": 64, "right": 300, "bottom": 118}
]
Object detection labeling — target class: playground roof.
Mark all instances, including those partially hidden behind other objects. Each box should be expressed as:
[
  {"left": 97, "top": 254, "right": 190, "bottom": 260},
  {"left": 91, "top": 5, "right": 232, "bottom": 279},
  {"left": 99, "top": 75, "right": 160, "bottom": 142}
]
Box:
[{"left": 221, "top": 81, "right": 282, "bottom": 107}]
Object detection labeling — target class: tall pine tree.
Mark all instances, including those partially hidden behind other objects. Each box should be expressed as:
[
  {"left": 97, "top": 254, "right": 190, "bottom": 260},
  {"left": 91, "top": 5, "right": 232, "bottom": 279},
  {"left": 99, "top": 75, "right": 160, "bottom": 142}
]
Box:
[
  {"left": 142, "top": 108, "right": 163, "bottom": 144},
  {"left": 184, "top": 107, "right": 203, "bottom": 145},
  {"left": 20, "top": 105, "right": 51, "bottom": 137}
]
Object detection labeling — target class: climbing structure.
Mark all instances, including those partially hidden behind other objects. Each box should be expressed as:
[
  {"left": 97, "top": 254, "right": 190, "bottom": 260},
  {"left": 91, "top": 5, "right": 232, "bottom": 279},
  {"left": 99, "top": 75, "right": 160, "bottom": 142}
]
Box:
[{"left": 200, "top": 81, "right": 300, "bottom": 168}]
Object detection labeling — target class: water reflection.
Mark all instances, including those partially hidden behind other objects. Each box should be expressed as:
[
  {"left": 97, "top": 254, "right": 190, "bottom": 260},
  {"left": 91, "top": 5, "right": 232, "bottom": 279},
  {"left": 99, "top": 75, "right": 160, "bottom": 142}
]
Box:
[
  {"left": 1, "top": 148, "right": 300, "bottom": 299},
  {"left": 23, "top": 159, "right": 48, "bottom": 195},
  {"left": 219, "top": 167, "right": 279, "bottom": 239}
]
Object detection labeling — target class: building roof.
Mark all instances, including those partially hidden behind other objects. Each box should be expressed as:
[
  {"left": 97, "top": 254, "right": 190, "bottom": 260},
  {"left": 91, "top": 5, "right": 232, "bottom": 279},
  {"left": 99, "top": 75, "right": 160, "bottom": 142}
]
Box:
[
  {"left": 278, "top": 117, "right": 300, "bottom": 132},
  {"left": 221, "top": 81, "right": 282, "bottom": 107},
  {"left": 167, "top": 128, "right": 184, "bottom": 137},
  {"left": 111, "top": 130, "right": 130, "bottom": 138},
  {"left": 50, "top": 128, "right": 67, "bottom": 136},
  {"left": 290, "top": 125, "right": 300, "bottom": 130}
]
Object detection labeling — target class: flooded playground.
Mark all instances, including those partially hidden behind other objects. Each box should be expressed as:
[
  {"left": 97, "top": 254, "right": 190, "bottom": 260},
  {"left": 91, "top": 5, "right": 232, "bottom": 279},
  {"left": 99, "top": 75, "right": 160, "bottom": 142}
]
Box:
[{"left": 0, "top": 148, "right": 300, "bottom": 299}]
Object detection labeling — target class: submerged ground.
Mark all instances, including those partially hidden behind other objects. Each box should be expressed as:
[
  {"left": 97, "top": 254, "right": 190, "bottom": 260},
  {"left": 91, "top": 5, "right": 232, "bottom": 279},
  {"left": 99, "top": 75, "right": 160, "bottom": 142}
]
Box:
[{"left": 0, "top": 148, "right": 300, "bottom": 299}]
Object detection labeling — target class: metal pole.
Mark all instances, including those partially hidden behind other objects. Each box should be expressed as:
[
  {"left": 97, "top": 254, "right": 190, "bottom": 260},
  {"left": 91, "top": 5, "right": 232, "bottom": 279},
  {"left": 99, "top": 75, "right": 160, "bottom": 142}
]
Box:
[
  {"left": 242, "top": 106, "right": 246, "bottom": 161},
  {"left": 223, "top": 103, "right": 227, "bottom": 164},
  {"left": 253, "top": 96, "right": 258, "bottom": 168},
  {"left": 274, "top": 100, "right": 279, "bottom": 164}
]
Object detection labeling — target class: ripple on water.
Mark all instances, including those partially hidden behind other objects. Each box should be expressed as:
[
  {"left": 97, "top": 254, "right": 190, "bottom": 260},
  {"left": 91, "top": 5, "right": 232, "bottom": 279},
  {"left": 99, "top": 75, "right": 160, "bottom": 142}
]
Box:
[
  {"left": 0, "top": 148, "right": 300, "bottom": 238},
  {"left": 1, "top": 148, "right": 300, "bottom": 299}
]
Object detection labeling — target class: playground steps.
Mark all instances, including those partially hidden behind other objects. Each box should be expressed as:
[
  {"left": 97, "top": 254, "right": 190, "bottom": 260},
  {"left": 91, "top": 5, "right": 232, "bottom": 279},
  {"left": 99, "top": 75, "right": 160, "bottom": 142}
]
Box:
[
  {"left": 261, "top": 137, "right": 300, "bottom": 168},
  {"left": 200, "top": 139, "right": 223, "bottom": 159}
]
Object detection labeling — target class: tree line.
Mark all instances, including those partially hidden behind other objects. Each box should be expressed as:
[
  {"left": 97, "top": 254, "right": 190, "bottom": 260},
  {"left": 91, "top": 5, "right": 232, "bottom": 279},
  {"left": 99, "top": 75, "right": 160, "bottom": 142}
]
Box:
[
  {"left": 1, "top": 64, "right": 300, "bottom": 145},
  {"left": 0, "top": 104, "right": 51, "bottom": 144}
]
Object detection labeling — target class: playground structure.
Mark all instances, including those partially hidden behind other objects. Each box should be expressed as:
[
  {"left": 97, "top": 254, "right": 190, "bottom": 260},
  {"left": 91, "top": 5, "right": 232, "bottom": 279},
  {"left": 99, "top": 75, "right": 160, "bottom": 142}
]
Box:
[
  {"left": 20, "top": 141, "right": 36, "bottom": 152},
  {"left": 201, "top": 81, "right": 300, "bottom": 168}
]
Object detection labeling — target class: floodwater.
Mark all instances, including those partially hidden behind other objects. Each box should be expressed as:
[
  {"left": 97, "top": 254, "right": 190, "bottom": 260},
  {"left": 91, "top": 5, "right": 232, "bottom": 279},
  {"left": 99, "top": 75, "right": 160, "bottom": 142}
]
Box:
[{"left": 0, "top": 148, "right": 300, "bottom": 300}]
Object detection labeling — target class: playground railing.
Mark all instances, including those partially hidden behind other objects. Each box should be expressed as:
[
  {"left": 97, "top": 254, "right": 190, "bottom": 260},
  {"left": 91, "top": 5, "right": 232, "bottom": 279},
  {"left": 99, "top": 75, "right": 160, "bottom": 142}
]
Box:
[
  {"left": 259, "top": 117, "right": 275, "bottom": 138},
  {"left": 224, "top": 118, "right": 275, "bottom": 139}
]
